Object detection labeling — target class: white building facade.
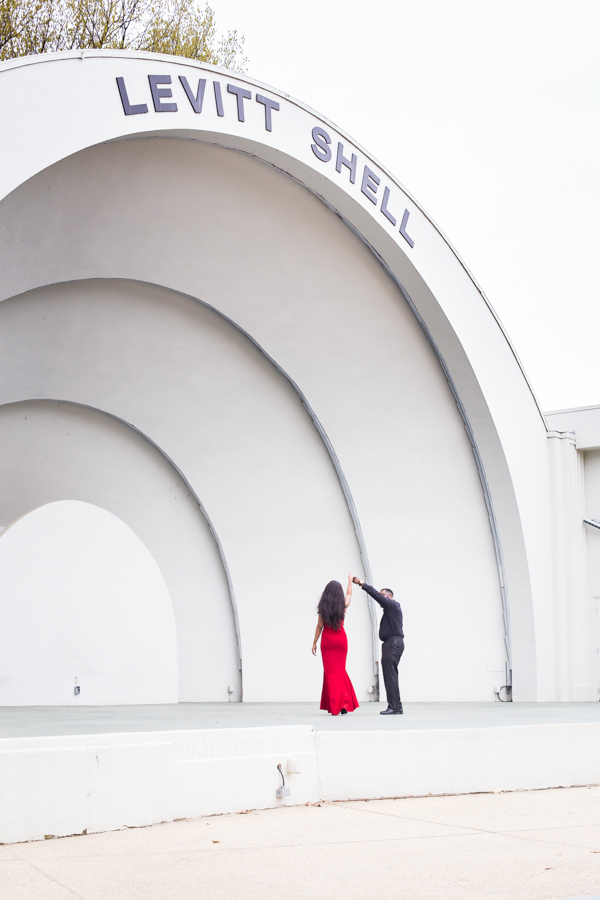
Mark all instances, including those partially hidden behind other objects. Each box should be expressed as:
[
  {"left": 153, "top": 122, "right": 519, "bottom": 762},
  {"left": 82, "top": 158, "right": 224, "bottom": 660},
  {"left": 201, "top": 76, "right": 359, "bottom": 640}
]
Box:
[{"left": 0, "top": 51, "right": 597, "bottom": 707}]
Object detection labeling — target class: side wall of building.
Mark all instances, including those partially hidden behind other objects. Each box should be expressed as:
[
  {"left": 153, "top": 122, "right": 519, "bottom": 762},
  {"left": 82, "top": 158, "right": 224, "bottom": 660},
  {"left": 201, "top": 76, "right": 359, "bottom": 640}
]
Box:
[{"left": 546, "top": 406, "right": 600, "bottom": 700}]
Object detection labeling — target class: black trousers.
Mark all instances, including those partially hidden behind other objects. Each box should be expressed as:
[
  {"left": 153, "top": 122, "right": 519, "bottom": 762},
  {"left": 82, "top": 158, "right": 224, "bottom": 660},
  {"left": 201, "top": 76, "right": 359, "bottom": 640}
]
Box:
[{"left": 381, "top": 636, "right": 404, "bottom": 711}]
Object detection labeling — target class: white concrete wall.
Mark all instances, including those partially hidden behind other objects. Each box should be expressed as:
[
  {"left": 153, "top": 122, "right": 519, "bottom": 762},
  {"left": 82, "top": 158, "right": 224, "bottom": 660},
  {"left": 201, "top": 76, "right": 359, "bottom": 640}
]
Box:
[
  {"left": 0, "top": 137, "right": 508, "bottom": 703},
  {"left": 2, "top": 722, "right": 599, "bottom": 843},
  {"left": 0, "top": 52, "right": 555, "bottom": 701},
  {"left": 584, "top": 450, "right": 600, "bottom": 591},
  {"left": 545, "top": 407, "right": 600, "bottom": 701},
  {"left": 0, "top": 500, "right": 178, "bottom": 705},
  {"left": 546, "top": 405, "right": 600, "bottom": 450},
  {"left": 0, "top": 401, "right": 240, "bottom": 702},
  {"left": 583, "top": 449, "right": 600, "bottom": 700},
  {"left": 0, "top": 280, "right": 367, "bottom": 702},
  {"left": 547, "top": 433, "right": 592, "bottom": 700}
]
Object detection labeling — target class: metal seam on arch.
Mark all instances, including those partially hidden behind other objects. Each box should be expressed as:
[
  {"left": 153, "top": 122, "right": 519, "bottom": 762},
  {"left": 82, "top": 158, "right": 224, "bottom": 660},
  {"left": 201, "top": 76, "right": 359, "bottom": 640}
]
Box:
[
  {"left": 1, "top": 398, "right": 244, "bottom": 673},
  {"left": 0, "top": 50, "right": 554, "bottom": 430},
  {"left": 114, "top": 136, "right": 513, "bottom": 684},
  {"left": 394, "top": 284, "right": 513, "bottom": 682},
  {"left": 187, "top": 149, "right": 515, "bottom": 684},
  {"left": 293, "top": 202, "right": 515, "bottom": 682},
  {"left": 4, "top": 275, "right": 381, "bottom": 686},
  {"left": 228, "top": 158, "right": 515, "bottom": 685},
  {"left": 4, "top": 263, "right": 514, "bottom": 685},
  {"left": 117, "top": 279, "right": 381, "bottom": 684}
]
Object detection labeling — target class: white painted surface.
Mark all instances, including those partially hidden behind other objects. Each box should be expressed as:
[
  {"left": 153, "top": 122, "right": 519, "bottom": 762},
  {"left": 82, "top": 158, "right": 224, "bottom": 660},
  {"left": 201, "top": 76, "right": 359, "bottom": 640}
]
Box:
[
  {"left": 583, "top": 447, "right": 600, "bottom": 701},
  {"left": 546, "top": 406, "right": 600, "bottom": 450},
  {"left": 0, "top": 281, "right": 368, "bottom": 702},
  {"left": 0, "top": 52, "right": 553, "bottom": 701},
  {"left": 1, "top": 721, "right": 599, "bottom": 844},
  {"left": 0, "top": 401, "right": 240, "bottom": 702},
  {"left": 0, "top": 144, "right": 507, "bottom": 703},
  {"left": 584, "top": 450, "right": 600, "bottom": 599},
  {"left": 547, "top": 433, "right": 592, "bottom": 700},
  {"left": 0, "top": 501, "right": 178, "bottom": 706},
  {"left": 0, "top": 726, "right": 318, "bottom": 843},
  {"left": 316, "top": 723, "right": 600, "bottom": 800},
  {"left": 545, "top": 406, "right": 600, "bottom": 701}
]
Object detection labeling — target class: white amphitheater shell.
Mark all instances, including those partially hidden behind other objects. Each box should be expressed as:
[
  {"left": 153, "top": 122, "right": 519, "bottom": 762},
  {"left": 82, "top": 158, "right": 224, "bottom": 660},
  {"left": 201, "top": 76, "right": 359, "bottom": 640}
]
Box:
[{"left": 0, "top": 50, "right": 595, "bottom": 707}]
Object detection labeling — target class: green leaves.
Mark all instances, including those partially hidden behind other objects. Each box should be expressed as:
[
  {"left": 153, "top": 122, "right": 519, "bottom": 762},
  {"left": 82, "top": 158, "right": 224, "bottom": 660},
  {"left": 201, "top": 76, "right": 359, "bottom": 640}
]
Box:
[{"left": 0, "top": 0, "right": 247, "bottom": 71}]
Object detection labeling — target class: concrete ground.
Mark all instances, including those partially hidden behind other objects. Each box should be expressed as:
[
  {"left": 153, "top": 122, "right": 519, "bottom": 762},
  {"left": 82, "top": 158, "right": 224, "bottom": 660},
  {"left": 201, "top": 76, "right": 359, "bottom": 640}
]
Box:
[
  {"left": 2, "top": 786, "right": 600, "bottom": 900},
  {"left": 2, "top": 701, "right": 600, "bottom": 737}
]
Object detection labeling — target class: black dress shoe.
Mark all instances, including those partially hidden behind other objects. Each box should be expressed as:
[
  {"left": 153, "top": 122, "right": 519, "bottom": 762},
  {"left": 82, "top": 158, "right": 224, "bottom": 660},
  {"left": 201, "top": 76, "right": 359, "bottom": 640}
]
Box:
[
  {"left": 341, "top": 708, "right": 348, "bottom": 715},
  {"left": 380, "top": 707, "right": 403, "bottom": 715}
]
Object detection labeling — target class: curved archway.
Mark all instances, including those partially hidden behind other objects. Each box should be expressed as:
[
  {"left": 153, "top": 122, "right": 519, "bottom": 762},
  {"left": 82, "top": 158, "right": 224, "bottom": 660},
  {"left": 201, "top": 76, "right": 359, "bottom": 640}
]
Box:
[
  {"left": 0, "top": 52, "right": 552, "bottom": 698},
  {"left": 0, "top": 280, "right": 375, "bottom": 701},
  {"left": 0, "top": 399, "right": 241, "bottom": 701},
  {"left": 0, "top": 499, "right": 178, "bottom": 705}
]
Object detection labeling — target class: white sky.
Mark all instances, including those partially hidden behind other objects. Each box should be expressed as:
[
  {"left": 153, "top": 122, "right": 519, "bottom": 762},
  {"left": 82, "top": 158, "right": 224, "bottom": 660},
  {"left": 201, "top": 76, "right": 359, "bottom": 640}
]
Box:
[{"left": 214, "top": 0, "right": 599, "bottom": 412}]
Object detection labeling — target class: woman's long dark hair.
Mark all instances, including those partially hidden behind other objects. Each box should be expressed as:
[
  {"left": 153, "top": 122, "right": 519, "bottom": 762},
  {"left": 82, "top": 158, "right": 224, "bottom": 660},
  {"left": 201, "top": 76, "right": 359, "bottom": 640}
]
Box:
[{"left": 317, "top": 580, "right": 346, "bottom": 630}]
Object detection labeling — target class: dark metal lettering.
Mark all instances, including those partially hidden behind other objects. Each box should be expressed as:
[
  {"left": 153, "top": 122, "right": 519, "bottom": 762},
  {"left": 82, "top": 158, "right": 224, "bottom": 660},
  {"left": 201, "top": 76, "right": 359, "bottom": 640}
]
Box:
[
  {"left": 148, "top": 75, "right": 177, "bottom": 112},
  {"left": 179, "top": 76, "right": 206, "bottom": 113},
  {"left": 336, "top": 142, "right": 357, "bottom": 184},
  {"left": 214, "top": 81, "right": 225, "bottom": 116},
  {"left": 380, "top": 186, "right": 397, "bottom": 226},
  {"left": 256, "top": 93, "right": 280, "bottom": 132},
  {"left": 361, "top": 165, "right": 380, "bottom": 204},
  {"left": 399, "top": 209, "right": 415, "bottom": 248},
  {"left": 311, "top": 126, "right": 332, "bottom": 162},
  {"left": 116, "top": 77, "right": 148, "bottom": 116},
  {"left": 227, "top": 84, "right": 252, "bottom": 121}
]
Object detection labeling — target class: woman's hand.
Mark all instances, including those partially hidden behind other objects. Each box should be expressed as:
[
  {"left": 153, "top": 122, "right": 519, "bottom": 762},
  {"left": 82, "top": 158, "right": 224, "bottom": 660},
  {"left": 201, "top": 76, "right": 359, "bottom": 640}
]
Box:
[{"left": 313, "top": 615, "right": 323, "bottom": 654}]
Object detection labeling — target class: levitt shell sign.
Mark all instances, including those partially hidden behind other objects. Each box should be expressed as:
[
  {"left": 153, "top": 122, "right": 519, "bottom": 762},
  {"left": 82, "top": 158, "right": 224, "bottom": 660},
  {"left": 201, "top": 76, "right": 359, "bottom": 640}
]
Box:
[{"left": 116, "top": 70, "right": 415, "bottom": 249}]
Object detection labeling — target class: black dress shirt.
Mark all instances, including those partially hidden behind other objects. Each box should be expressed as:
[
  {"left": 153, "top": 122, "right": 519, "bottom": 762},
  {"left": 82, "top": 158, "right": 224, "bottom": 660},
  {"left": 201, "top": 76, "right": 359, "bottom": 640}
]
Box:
[{"left": 361, "top": 583, "right": 404, "bottom": 641}]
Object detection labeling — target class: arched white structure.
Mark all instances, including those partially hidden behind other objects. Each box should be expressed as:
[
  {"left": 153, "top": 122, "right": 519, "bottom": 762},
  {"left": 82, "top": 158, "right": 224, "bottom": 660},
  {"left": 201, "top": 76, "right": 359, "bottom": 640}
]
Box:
[
  {"left": 0, "top": 51, "right": 561, "bottom": 703},
  {"left": 0, "top": 500, "right": 178, "bottom": 705},
  {"left": 0, "top": 400, "right": 241, "bottom": 701}
]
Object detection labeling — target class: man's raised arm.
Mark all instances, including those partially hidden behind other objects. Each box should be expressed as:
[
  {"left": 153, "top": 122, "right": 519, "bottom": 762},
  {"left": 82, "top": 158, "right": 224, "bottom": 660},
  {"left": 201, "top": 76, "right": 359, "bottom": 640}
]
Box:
[{"left": 351, "top": 577, "right": 395, "bottom": 609}]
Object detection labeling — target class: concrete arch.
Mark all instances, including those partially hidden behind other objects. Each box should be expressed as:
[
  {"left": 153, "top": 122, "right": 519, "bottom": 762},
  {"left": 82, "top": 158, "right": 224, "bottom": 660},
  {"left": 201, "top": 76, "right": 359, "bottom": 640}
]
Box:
[
  {"left": 0, "top": 498, "right": 178, "bottom": 705},
  {"left": 0, "top": 51, "right": 552, "bottom": 698},
  {"left": 0, "top": 399, "right": 241, "bottom": 701},
  {"left": 0, "top": 280, "right": 371, "bottom": 702},
  {"left": 0, "top": 397, "right": 243, "bottom": 671},
  {"left": 23, "top": 277, "right": 380, "bottom": 681}
]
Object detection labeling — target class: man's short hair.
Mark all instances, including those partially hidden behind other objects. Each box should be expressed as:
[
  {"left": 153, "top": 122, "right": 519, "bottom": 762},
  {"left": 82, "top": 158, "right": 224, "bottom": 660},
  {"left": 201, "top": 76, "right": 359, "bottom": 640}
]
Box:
[{"left": 380, "top": 588, "right": 394, "bottom": 597}]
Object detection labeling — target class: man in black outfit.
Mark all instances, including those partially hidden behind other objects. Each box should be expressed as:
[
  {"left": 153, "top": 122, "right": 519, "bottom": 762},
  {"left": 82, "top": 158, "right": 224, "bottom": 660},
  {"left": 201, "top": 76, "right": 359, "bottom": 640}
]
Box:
[{"left": 352, "top": 576, "right": 404, "bottom": 715}]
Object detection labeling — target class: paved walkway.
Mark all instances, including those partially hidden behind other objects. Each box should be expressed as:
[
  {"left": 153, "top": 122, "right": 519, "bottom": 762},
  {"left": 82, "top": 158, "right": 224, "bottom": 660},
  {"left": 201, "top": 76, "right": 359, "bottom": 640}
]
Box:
[
  {"left": 2, "top": 701, "right": 600, "bottom": 737},
  {"left": 2, "top": 786, "right": 600, "bottom": 900}
]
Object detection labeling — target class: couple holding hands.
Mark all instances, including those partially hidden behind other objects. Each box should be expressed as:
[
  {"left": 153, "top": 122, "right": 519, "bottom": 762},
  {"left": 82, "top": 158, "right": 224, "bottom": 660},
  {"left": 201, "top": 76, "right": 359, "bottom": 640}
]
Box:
[{"left": 312, "top": 575, "right": 404, "bottom": 716}]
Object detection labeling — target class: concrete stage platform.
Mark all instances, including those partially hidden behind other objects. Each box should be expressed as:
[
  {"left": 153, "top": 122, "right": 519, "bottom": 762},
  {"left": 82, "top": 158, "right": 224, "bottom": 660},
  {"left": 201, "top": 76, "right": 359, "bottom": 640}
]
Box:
[{"left": 2, "top": 702, "right": 600, "bottom": 844}]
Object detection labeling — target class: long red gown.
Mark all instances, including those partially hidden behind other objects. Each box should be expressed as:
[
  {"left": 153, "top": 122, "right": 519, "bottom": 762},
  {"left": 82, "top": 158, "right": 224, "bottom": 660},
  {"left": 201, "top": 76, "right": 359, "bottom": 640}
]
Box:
[{"left": 320, "top": 622, "right": 359, "bottom": 715}]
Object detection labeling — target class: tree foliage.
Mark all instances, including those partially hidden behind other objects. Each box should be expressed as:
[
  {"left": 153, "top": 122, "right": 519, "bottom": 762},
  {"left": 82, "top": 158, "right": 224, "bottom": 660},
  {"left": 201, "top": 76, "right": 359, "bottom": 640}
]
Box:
[{"left": 0, "top": 0, "right": 247, "bottom": 70}]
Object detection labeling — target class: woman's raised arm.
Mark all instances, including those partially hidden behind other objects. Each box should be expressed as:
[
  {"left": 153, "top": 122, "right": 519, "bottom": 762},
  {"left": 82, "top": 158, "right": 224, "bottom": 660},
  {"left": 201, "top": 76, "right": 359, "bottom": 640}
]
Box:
[{"left": 345, "top": 574, "right": 353, "bottom": 608}]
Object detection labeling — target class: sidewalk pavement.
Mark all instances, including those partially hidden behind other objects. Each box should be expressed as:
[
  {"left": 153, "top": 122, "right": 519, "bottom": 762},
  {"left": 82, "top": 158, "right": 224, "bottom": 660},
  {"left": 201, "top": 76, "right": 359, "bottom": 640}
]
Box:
[{"left": 2, "top": 785, "right": 599, "bottom": 900}]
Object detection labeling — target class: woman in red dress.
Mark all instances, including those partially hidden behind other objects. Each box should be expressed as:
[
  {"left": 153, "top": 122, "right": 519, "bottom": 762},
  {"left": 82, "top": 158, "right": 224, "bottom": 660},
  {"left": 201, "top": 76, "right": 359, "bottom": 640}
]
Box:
[{"left": 312, "top": 576, "right": 359, "bottom": 716}]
